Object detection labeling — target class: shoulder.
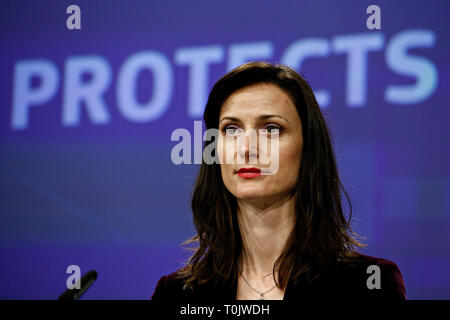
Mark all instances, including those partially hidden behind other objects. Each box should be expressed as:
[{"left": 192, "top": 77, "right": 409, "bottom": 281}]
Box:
[
  {"left": 330, "top": 252, "right": 407, "bottom": 300},
  {"left": 151, "top": 269, "right": 234, "bottom": 301},
  {"left": 151, "top": 269, "right": 191, "bottom": 300}
]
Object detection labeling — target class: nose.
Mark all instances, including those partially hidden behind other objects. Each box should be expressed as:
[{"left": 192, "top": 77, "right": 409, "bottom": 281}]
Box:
[{"left": 237, "top": 129, "right": 258, "bottom": 164}]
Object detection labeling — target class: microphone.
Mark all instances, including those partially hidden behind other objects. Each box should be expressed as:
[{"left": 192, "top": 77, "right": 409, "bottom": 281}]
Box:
[{"left": 58, "top": 270, "right": 98, "bottom": 300}]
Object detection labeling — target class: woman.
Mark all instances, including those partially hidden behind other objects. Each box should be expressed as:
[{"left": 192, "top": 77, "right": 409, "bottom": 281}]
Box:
[{"left": 151, "top": 62, "right": 406, "bottom": 300}]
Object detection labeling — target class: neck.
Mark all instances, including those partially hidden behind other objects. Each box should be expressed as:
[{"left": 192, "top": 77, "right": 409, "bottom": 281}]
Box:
[{"left": 237, "top": 193, "right": 297, "bottom": 279}]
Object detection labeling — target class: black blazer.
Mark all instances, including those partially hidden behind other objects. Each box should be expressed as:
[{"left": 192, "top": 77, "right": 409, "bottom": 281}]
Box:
[{"left": 151, "top": 253, "right": 406, "bottom": 301}]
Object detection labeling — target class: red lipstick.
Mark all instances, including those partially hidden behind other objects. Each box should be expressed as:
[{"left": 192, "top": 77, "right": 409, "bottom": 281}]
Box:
[{"left": 237, "top": 167, "right": 261, "bottom": 178}]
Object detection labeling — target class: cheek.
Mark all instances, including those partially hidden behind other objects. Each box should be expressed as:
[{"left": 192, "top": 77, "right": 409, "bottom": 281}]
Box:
[
  {"left": 216, "top": 135, "right": 224, "bottom": 159},
  {"left": 278, "top": 141, "right": 302, "bottom": 176},
  {"left": 217, "top": 137, "right": 233, "bottom": 182},
  {"left": 219, "top": 163, "right": 236, "bottom": 198},
  {"left": 216, "top": 135, "right": 231, "bottom": 164}
]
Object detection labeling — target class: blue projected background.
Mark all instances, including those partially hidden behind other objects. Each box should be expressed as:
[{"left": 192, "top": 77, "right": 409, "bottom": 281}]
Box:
[{"left": 0, "top": 0, "right": 449, "bottom": 299}]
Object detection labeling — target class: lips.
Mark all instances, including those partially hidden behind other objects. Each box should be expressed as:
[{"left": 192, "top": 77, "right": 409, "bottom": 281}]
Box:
[{"left": 237, "top": 167, "right": 261, "bottom": 178}]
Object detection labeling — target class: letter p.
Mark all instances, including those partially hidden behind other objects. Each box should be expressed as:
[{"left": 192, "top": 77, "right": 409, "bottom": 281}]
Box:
[{"left": 12, "top": 60, "right": 59, "bottom": 130}]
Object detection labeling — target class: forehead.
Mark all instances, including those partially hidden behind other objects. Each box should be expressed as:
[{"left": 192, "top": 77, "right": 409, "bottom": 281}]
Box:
[{"left": 220, "top": 83, "right": 296, "bottom": 117}]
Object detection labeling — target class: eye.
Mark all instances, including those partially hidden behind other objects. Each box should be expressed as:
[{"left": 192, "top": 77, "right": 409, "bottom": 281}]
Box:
[
  {"left": 222, "top": 125, "right": 242, "bottom": 136},
  {"left": 260, "top": 124, "right": 283, "bottom": 135}
]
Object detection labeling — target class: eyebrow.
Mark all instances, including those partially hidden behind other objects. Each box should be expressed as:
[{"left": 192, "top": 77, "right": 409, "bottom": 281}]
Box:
[{"left": 219, "top": 114, "right": 290, "bottom": 125}]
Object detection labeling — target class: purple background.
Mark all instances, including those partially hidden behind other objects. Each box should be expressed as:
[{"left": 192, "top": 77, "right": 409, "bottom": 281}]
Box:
[{"left": 0, "top": 0, "right": 449, "bottom": 299}]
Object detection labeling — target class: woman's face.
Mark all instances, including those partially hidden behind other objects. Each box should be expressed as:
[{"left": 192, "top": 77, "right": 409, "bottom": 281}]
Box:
[{"left": 217, "top": 82, "right": 303, "bottom": 205}]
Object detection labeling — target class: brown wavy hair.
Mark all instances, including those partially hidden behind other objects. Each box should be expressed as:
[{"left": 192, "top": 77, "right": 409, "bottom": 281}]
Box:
[{"left": 177, "top": 61, "right": 364, "bottom": 292}]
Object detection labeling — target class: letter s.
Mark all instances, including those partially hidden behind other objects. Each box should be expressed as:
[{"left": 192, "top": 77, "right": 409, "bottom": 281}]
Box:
[{"left": 385, "top": 29, "right": 438, "bottom": 104}]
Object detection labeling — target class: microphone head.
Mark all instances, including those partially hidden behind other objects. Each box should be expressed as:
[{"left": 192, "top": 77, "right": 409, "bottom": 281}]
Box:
[{"left": 58, "top": 270, "right": 98, "bottom": 300}]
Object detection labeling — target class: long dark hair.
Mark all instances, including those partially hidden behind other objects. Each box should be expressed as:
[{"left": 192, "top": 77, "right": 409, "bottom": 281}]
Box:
[{"left": 177, "top": 61, "right": 364, "bottom": 291}]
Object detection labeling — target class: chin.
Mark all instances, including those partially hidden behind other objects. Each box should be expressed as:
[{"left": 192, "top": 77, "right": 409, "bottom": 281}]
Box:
[{"left": 234, "top": 188, "right": 270, "bottom": 200}]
